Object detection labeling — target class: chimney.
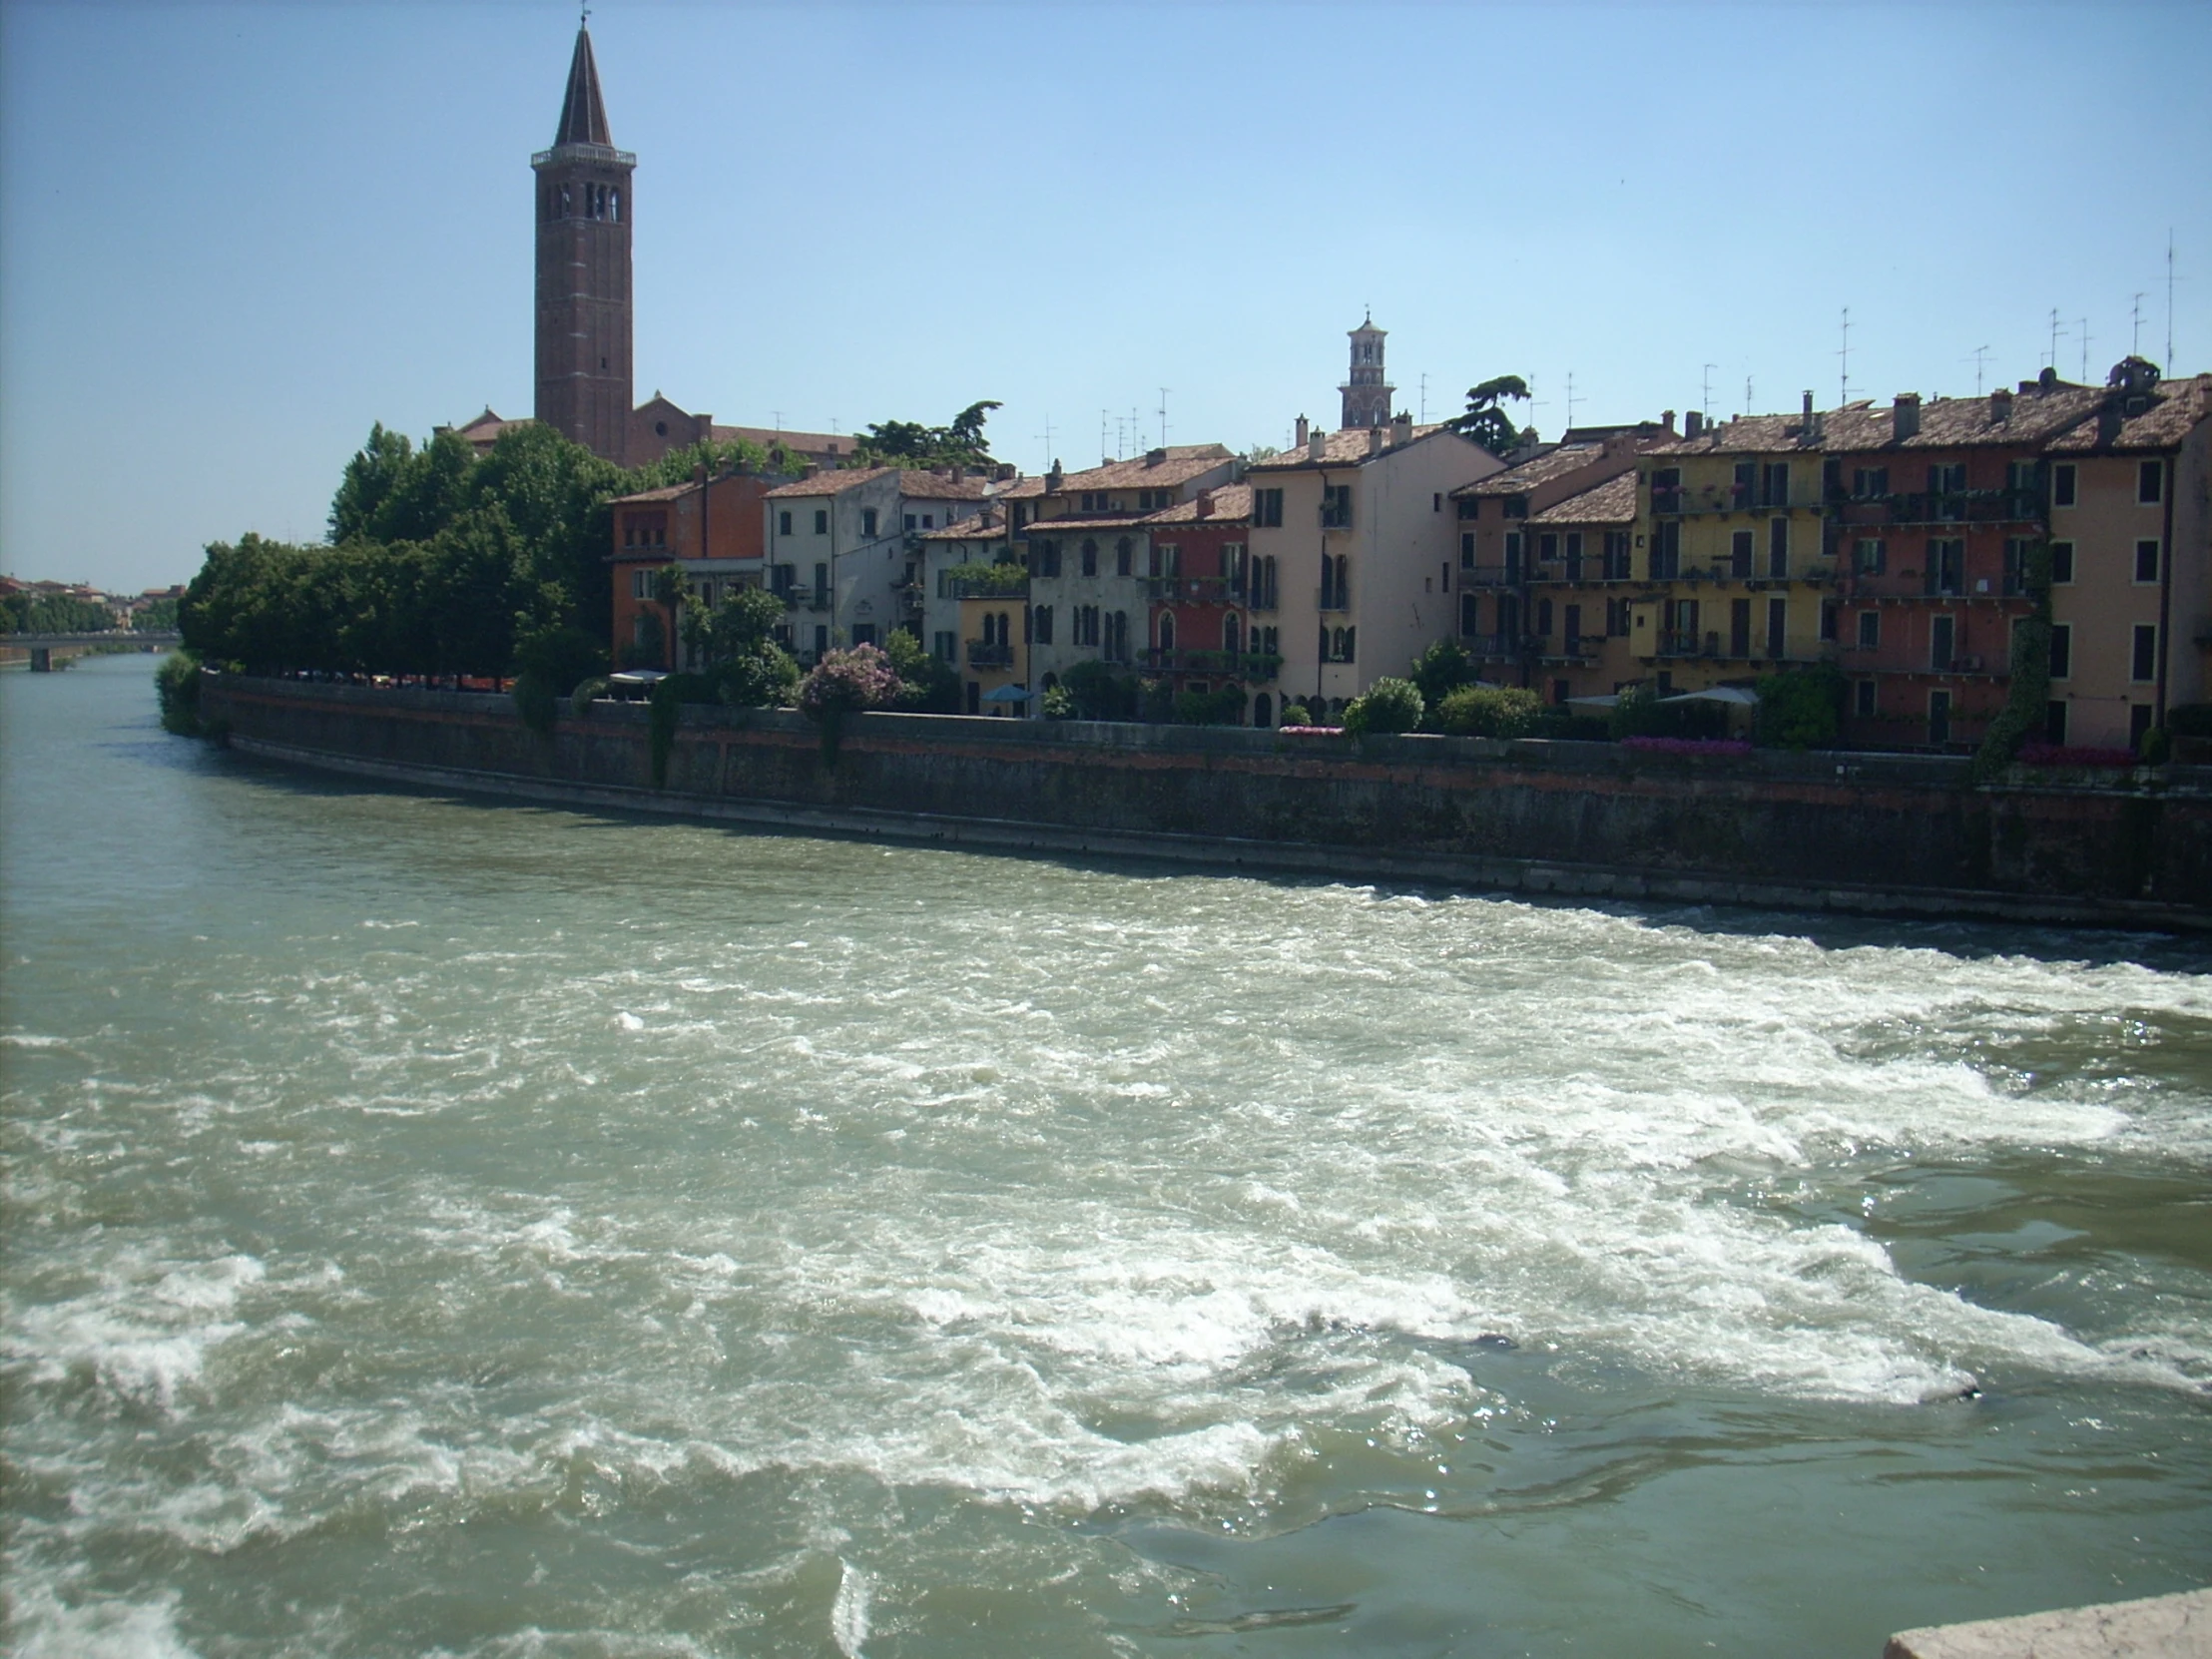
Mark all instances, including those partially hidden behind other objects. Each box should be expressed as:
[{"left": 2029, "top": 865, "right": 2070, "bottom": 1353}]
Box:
[
  {"left": 1390, "top": 412, "right": 1413, "bottom": 448},
  {"left": 1803, "top": 390, "right": 1815, "bottom": 417},
  {"left": 1197, "top": 490, "right": 1215, "bottom": 519},
  {"left": 1146, "top": 446, "right": 1166, "bottom": 467},
  {"left": 692, "top": 463, "right": 709, "bottom": 484},
  {"left": 1662, "top": 409, "right": 1676, "bottom": 433},
  {"left": 2038, "top": 366, "right": 2058, "bottom": 393},
  {"left": 1308, "top": 428, "right": 1327, "bottom": 462},
  {"left": 1367, "top": 426, "right": 1384, "bottom": 456},
  {"left": 802, "top": 460, "right": 821, "bottom": 480},
  {"left": 1295, "top": 414, "right": 1311, "bottom": 446},
  {"left": 1683, "top": 410, "right": 1704, "bottom": 439},
  {"left": 1046, "top": 459, "right": 1064, "bottom": 493},
  {"left": 1892, "top": 393, "right": 1921, "bottom": 440},
  {"left": 1990, "top": 387, "right": 2014, "bottom": 423},
  {"left": 951, "top": 463, "right": 964, "bottom": 483}
]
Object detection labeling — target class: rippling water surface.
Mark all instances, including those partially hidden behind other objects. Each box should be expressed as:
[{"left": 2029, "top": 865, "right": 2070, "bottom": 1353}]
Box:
[{"left": 4, "top": 655, "right": 2209, "bottom": 1657}]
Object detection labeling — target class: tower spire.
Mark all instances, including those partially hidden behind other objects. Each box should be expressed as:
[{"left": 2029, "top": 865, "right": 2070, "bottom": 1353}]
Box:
[{"left": 553, "top": 22, "right": 612, "bottom": 149}]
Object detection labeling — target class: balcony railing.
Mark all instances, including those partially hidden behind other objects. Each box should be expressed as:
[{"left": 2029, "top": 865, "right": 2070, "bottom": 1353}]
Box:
[
  {"left": 1458, "top": 632, "right": 1517, "bottom": 657},
  {"left": 1147, "top": 575, "right": 1240, "bottom": 603},
  {"left": 1884, "top": 489, "right": 2045, "bottom": 526},
  {"left": 965, "top": 640, "right": 1014, "bottom": 668},
  {"left": 775, "top": 585, "right": 831, "bottom": 612},
  {"left": 1139, "top": 649, "right": 1283, "bottom": 681},
  {"left": 941, "top": 572, "right": 1030, "bottom": 600},
  {"left": 1458, "top": 564, "right": 1522, "bottom": 587}
]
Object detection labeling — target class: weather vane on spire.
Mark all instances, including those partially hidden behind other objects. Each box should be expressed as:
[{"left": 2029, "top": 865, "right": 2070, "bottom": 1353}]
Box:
[{"left": 580, "top": 1, "right": 591, "bottom": 26}]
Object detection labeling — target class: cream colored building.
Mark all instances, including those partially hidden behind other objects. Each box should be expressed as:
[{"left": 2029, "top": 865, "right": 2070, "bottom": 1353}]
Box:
[
  {"left": 2043, "top": 366, "right": 2212, "bottom": 750},
  {"left": 1245, "top": 416, "right": 1504, "bottom": 716},
  {"left": 761, "top": 467, "right": 990, "bottom": 661}
]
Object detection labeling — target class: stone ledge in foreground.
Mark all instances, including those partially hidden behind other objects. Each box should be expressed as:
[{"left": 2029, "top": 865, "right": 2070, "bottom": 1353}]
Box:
[{"left": 1885, "top": 1587, "right": 2212, "bottom": 1659}]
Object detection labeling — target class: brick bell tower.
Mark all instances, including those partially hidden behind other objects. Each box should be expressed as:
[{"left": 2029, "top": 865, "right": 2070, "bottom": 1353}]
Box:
[
  {"left": 533, "top": 22, "right": 634, "bottom": 464},
  {"left": 1339, "top": 311, "right": 1395, "bottom": 430}
]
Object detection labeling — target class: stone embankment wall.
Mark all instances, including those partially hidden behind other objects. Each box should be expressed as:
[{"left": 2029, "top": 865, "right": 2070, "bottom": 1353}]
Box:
[{"left": 201, "top": 676, "right": 2212, "bottom": 930}]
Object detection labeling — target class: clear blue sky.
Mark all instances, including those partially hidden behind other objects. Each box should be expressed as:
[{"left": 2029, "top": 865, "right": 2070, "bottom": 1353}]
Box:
[{"left": 3, "top": 0, "right": 2206, "bottom": 593}]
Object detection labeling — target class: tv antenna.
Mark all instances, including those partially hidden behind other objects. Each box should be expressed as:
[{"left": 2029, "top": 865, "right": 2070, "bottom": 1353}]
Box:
[
  {"left": 1744, "top": 374, "right": 1753, "bottom": 418},
  {"left": 2167, "top": 229, "right": 2178, "bottom": 370},
  {"left": 1100, "top": 409, "right": 1110, "bottom": 464},
  {"left": 1963, "top": 344, "right": 1990, "bottom": 396},
  {"left": 1701, "top": 363, "right": 1717, "bottom": 422},
  {"left": 1837, "top": 306, "right": 1852, "bottom": 405},
  {"left": 1157, "top": 388, "right": 1170, "bottom": 448},
  {"left": 2077, "top": 316, "right": 2091, "bottom": 383},
  {"left": 2046, "top": 308, "right": 2065, "bottom": 371},
  {"left": 1035, "top": 413, "right": 1055, "bottom": 472},
  {"left": 2132, "top": 292, "right": 2146, "bottom": 356},
  {"left": 1564, "top": 371, "right": 1580, "bottom": 430},
  {"left": 1418, "top": 371, "right": 1428, "bottom": 424}
]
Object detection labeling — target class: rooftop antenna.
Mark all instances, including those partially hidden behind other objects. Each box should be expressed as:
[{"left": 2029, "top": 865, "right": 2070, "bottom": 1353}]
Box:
[
  {"left": 2077, "top": 316, "right": 2091, "bottom": 383},
  {"left": 1035, "top": 413, "right": 1055, "bottom": 473},
  {"left": 1744, "top": 373, "right": 1753, "bottom": 418},
  {"left": 2132, "top": 292, "right": 2146, "bottom": 356},
  {"left": 2167, "top": 229, "right": 2177, "bottom": 369},
  {"left": 1101, "top": 409, "right": 1110, "bottom": 464},
  {"left": 1701, "top": 362, "right": 1717, "bottom": 422},
  {"left": 1418, "top": 371, "right": 1428, "bottom": 424},
  {"left": 1525, "top": 372, "right": 1549, "bottom": 436},
  {"left": 1157, "top": 387, "right": 1170, "bottom": 448},
  {"left": 1564, "top": 371, "right": 1580, "bottom": 430},
  {"left": 1837, "top": 306, "right": 1852, "bottom": 405},
  {"left": 2047, "top": 308, "right": 2064, "bottom": 372},
  {"left": 1963, "top": 345, "right": 1990, "bottom": 396},
  {"left": 771, "top": 409, "right": 784, "bottom": 435}
]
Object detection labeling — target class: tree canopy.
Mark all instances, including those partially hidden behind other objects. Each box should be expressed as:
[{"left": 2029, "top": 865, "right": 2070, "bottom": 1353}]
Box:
[
  {"left": 851, "top": 400, "right": 1001, "bottom": 469},
  {"left": 1447, "top": 375, "right": 1534, "bottom": 457}
]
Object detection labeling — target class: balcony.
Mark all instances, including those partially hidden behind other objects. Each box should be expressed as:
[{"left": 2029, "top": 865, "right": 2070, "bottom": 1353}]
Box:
[
  {"left": 775, "top": 585, "right": 831, "bottom": 612},
  {"left": 965, "top": 640, "right": 1014, "bottom": 669},
  {"left": 1884, "top": 489, "right": 2045, "bottom": 526},
  {"left": 941, "top": 571, "right": 1030, "bottom": 600},
  {"left": 1458, "top": 632, "right": 1518, "bottom": 658},
  {"left": 1458, "top": 564, "right": 1522, "bottom": 587},
  {"left": 1652, "top": 485, "right": 1813, "bottom": 517},
  {"left": 1147, "top": 575, "right": 1240, "bottom": 604},
  {"left": 1140, "top": 648, "right": 1282, "bottom": 681}
]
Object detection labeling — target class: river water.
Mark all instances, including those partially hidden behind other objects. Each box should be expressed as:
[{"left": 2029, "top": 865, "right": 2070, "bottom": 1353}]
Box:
[{"left": 3, "top": 653, "right": 2208, "bottom": 1658}]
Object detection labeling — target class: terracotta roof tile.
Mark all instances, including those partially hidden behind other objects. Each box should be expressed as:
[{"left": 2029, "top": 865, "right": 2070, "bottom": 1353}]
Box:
[
  {"left": 762, "top": 467, "right": 992, "bottom": 501},
  {"left": 1526, "top": 472, "right": 1637, "bottom": 526},
  {"left": 1000, "top": 445, "right": 1235, "bottom": 499},
  {"left": 2043, "top": 373, "right": 2212, "bottom": 453},
  {"left": 1140, "top": 483, "right": 1254, "bottom": 524},
  {"left": 1247, "top": 424, "right": 1453, "bottom": 470},
  {"left": 1453, "top": 442, "right": 1605, "bottom": 497}
]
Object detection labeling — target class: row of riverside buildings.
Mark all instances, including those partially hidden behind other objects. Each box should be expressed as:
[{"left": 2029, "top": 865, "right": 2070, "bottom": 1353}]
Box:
[
  {"left": 510, "top": 24, "right": 2205, "bottom": 753},
  {"left": 604, "top": 328, "right": 2210, "bottom": 753}
]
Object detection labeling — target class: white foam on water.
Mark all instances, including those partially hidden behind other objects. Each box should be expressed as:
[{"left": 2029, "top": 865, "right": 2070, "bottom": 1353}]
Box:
[
  {"left": 830, "top": 1559, "right": 872, "bottom": 1658},
  {"left": 6, "top": 1252, "right": 264, "bottom": 1415},
  {"left": 5, "top": 1587, "right": 203, "bottom": 1659}
]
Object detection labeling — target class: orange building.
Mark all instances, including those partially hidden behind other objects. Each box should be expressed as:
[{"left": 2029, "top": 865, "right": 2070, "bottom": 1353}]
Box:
[{"left": 608, "top": 464, "right": 779, "bottom": 669}]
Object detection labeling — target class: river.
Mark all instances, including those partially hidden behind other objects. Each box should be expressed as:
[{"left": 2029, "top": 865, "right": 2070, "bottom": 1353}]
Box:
[{"left": 3, "top": 652, "right": 2208, "bottom": 1657}]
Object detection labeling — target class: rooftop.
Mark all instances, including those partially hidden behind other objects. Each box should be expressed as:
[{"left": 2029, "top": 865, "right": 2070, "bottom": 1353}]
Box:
[
  {"left": 1526, "top": 472, "right": 1638, "bottom": 526},
  {"left": 1247, "top": 423, "right": 1453, "bottom": 470},
  {"left": 2045, "top": 371, "right": 2212, "bottom": 453},
  {"left": 763, "top": 467, "right": 994, "bottom": 502},
  {"left": 1001, "top": 444, "right": 1235, "bottom": 499},
  {"left": 1140, "top": 483, "right": 1255, "bottom": 525}
]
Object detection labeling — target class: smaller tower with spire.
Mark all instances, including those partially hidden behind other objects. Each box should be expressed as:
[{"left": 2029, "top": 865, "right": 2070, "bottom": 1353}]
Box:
[
  {"left": 1339, "top": 312, "right": 1395, "bottom": 430},
  {"left": 533, "top": 22, "right": 635, "bottom": 463}
]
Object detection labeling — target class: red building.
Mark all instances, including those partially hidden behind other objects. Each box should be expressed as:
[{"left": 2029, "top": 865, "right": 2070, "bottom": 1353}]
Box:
[
  {"left": 608, "top": 464, "right": 778, "bottom": 668},
  {"left": 1138, "top": 484, "right": 1284, "bottom": 724},
  {"left": 1824, "top": 377, "right": 2103, "bottom": 750}
]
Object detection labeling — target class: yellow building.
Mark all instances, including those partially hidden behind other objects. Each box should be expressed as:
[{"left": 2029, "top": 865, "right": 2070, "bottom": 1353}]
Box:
[
  {"left": 953, "top": 578, "right": 1029, "bottom": 717},
  {"left": 1634, "top": 402, "right": 1841, "bottom": 693}
]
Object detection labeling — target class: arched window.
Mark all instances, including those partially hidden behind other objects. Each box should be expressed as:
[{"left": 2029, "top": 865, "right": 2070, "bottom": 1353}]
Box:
[
  {"left": 1224, "top": 614, "right": 1241, "bottom": 656},
  {"left": 1254, "top": 693, "right": 1272, "bottom": 728},
  {"left": 998, "top": 611, "right": 1012, "bottom": 649},
  {"left": 1158, "top": 613, "right": 1176, "bottom": 653},
  {"left": 1081, "top": 539, "right": 1099, "bottom": 577},
  {"left": 1116, "top": 537, "right": 1133, "bottom": 577}
]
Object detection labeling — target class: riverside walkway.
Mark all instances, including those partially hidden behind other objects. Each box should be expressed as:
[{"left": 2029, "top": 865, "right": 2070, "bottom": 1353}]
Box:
[{"left": 1, "top": 631, "right": 179, "bottom": 671}]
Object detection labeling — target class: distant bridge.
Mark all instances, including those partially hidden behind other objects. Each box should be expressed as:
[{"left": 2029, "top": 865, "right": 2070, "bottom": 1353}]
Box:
[{"left": 2, "top": 631, "right": 181, "bottom": 671}]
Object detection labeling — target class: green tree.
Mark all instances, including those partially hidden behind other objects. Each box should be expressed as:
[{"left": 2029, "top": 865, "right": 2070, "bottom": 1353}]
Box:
[
  {"left": 1343, "top": 677, "right": 1424, "bottom": 736},
  {"left": 1447, "top": 375, "right": 1533, "bottom": 456},
  {"left": 882, "top": 627, "right": 960, "bottom": 713},
  {"left": 1409, "top": 638, "right": 1477, "bottom": 716},
  {"left": 853, "top": 400, "right": 1002, "bottom": 468},
  {"left": 1435, "top": 684, "right": 1544, "bottom": 738},
  {"left": 1754, "top": 665, "right": 1844, "bottom": 751}
]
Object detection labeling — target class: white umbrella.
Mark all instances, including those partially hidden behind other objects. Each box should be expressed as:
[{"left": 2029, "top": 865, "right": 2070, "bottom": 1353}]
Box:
[{"left": 1659, "top": 687, "right": 1759, "bottom": 706}]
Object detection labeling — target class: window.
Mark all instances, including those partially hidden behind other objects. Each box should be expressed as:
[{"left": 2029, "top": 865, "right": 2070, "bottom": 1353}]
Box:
[
  {"left": 1535, "top": 598, "right": 1553, "bottom": 638},
  {"left": 933, "top": 630, "right": 956, "bottom": 664},
  {"left": 903, "top": 514, "right": 916, "bottom": 532},
  {"left": 1858, "top": 610, "right": 1880, "bottom": 650},
  {"left": 2049, "top": 540, "right": 2075, "bottom": 583},
  {"left": 1929, "top": 689, "right": 1952, "bottom": 747},
  {"left": 1116, "top": 538, "right": 1134, "bottom": 577},
  {"left": 2052, "top": 464, "right": 2076, "bottom": 507},
  {"left": 1460, "top": 593, "right": 1481, "bottom": 635},
  {"left": 814, "top": 562, "right": 830, "bottom": 596},
  {"left": 1563, "top": 603, "right": 1582, "bottom": 651},
  {"left": 1855, "top": 680, "right": 1877, "bottom": 718},
  {"left": 851, "top": 623, "right": 876, "bottom": 648},
  {"left": 2045, "top": 701, "right": 2067, "bottom": 745},
  {"left": 1603, "top": 531, "right": 1632, "bottom": 581},
  {"left": 1855, "top": 538, "right": 1888, "bottom": 576},
  {"left": 2048, "top": 623, "right": 2072, "bottom": 680},
  {"left": 1321, "top": 554, "right": 1350, "bottom": 610},
  {"left": 2002, "top": 538, "right": 2033, "bottom": 596},
  {"left": 2132, "top": 624, "right": 2157, "bottom": 683},
  {"left": 1224, "top": 614, "right": 1241, "bottom": 654},
  {"left": 1767, "top": 597, "right": 1787, "bottom": 658},
  {"left": 1651, "top": 520, "right": 1680, "bottom": 579},
  {"left": 1456, "top": 497, "right": 1478, "bottom": 520},
  {"left": 1761, "top": 461, "right": 1791, "bottom": 508},
  {"left": 1433, "top": 493, "right": 1443, "bottom": 513},
  {"left": 1853, "top": 467, "right": 1889, "bottom": 500},
  {"left": 1081, "top": 539, "right": 1098, "bottom": 578},
  {"left": 1931, "top": 614, "right": 1954, "bottom": 672},
  {"left": 778, "top": 510, "right": 793, "bottom": 537},
  {"left": 1033, "top": 539, "right": 1061, "bottom": 578},
  {"left": 2135, "top": 539, "right": 2162, "bottom": 583},
  {"left": 1926, "top": 538, "right": 1964, "bottom": 596},
  {"left": 1768, "top": 517, "right": 1789, "bottom": 578},
  {"left": 1730, "top": 529, "right": 1754, "bottom": 579},
  {"left": 861, "top": 507, "right": 878, "bottom": 538},
  {"left": 1538, "top": 533, "right": 1559, "bottom": 564},
  {"left": 1820, "top": 600, "right": 1837, "bottom": 642},
  {"left": 631, "top": 569, "right": 654, "bottom": 600},
  {"left": 814, "top": 509, "right": 830, "bottom": 535},
  {"left": 1460, "top": 531, "right": 1476, "bottom": 568},
  {"left": 1154, "top": 543, "right": 1181, "bottom": 580},
  {"left": 2138, "top": 460, "right": 2164, "bottom": 504},
  {"left": 1033, "top": 604, "right": 1053, "bottom": 645},
  {"left": 1320, "top": 484, "right": 1353, "bottom": 528},
  {"left": 1564, "top": 532, "right": 1584, "bottom": 581},
  {"left": 1930, "top": 462, "right": 1966, "bottom": 496},
  {"left": 1254, "top": 488, "right": 1284, "bottom": 528},
  {"left": 1606, "top": 596, "right": 1632, "bottom": 637},
  {"left": 922, "top": 514, "right": 934, "bottom": 529}
]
